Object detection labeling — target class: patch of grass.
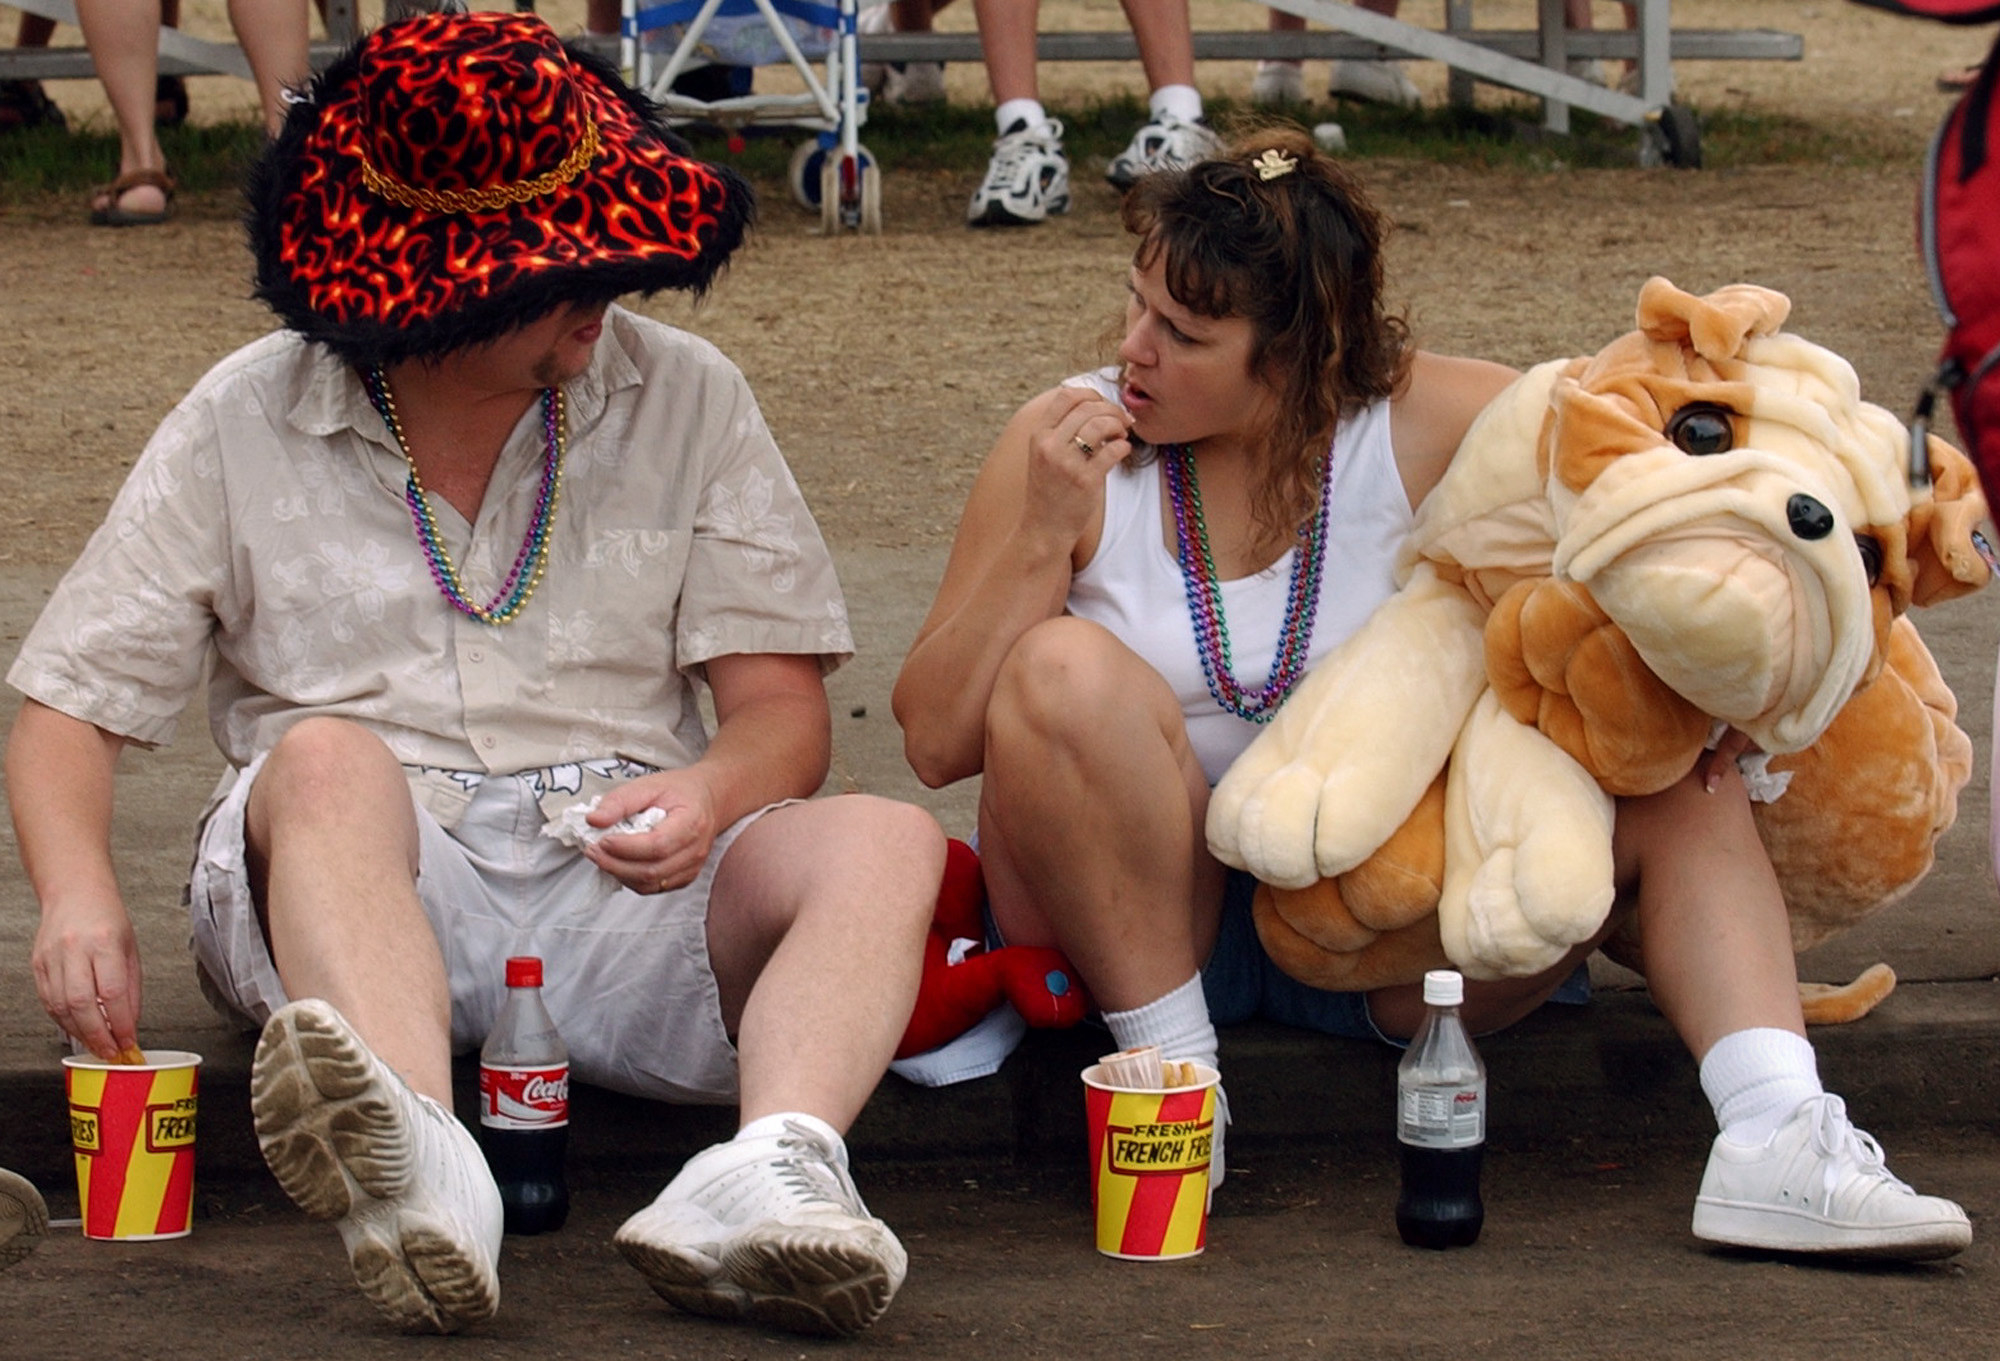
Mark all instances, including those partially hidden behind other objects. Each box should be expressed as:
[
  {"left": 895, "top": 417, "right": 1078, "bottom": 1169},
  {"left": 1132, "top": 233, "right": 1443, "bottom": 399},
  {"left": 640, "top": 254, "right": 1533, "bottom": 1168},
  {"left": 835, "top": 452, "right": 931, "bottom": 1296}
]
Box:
[
  {"left": 0, "top": 117, "right": 267, "bottom": 204},
  {"left": 669, "top": 90, "right": 1920, "bottom": 177},
  {"left": 0, "top": 88, "right": 1915, "bottom": 210}
]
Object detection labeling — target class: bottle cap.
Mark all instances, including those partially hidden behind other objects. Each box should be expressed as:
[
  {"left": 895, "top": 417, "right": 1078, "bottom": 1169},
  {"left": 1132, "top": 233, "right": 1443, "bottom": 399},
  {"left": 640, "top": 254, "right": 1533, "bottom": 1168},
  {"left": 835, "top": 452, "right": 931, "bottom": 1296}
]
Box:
[
  {"left": 1422, "top": 969, "right": 1464, "bottom": 1006},
  {"left": 505, "top": 956, "right": 543, "bottom": 988}
]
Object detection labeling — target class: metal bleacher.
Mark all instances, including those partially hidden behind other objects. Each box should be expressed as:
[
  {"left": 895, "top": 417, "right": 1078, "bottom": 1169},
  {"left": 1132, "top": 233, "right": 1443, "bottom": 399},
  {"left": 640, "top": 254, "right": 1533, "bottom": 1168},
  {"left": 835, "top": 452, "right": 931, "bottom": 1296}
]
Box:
[{"left": 0, "top": 0, "right": 1799, "bottom": 165}]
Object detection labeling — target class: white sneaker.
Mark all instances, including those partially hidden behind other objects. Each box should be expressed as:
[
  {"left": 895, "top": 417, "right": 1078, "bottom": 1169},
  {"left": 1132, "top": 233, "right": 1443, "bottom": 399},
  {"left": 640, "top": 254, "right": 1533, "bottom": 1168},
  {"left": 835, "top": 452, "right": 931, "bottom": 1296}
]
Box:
[
  {"left": 251, "top": 998, "right": 503, "bottom": 1333},
  {"left": 1691, "top": 1094, "right": 1972, "bottom": 1260},
  {"left": 884, "top": 59, "right": 945, "bottom": 105},
  {"left": 1105, "top": 112, "right": 1223, "bottom": 189},
  {"left": 967, "top": 117, "right": 1070, "bottom": 227},
  {"left": 614, "top": 1116, "right": 907, "bottom": 1337},
  {"left": 859, "top": 4, "right": 946, "bottom": 104},
  {"left": 1565, "top": 55, "right": 1612, "bottom": 86},
  {"left": 0, "top": 1168, "right": 46, "bottom": 1271},
  {"left": 1251, "top": 60, "right": 1306, "bottom": 107},
  {"left": 1328, "top": 58, "right": 1421, "bottom": 108}
]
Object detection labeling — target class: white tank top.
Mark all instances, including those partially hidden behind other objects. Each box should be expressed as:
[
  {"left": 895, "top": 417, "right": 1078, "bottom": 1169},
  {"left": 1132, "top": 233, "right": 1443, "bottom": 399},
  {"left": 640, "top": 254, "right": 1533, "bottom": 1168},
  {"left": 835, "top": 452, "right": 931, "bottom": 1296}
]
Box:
[{"left": 1065, "top": 375, "right": 1414, "bottom": 786}]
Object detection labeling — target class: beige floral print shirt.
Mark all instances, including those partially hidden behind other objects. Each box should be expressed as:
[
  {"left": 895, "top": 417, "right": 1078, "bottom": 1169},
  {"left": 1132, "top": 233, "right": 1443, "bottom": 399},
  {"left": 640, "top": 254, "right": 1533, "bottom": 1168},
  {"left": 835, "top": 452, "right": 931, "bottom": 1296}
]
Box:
[{"left": 8, "top": 305, "right": 854, "bottom": 827}]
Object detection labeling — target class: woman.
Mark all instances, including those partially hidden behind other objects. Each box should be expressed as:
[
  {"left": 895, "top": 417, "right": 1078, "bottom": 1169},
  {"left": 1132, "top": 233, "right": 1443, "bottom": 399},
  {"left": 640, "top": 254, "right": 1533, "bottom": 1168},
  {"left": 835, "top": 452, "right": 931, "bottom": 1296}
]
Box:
[{"left": 892, "top": 124, "right": 1969, "bottom": 1261}]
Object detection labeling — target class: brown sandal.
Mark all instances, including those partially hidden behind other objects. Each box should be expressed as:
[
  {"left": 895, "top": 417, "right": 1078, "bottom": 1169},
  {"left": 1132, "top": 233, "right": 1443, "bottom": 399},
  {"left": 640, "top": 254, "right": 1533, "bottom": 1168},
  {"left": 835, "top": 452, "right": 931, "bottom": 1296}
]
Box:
[{"left": 87, "top": 167, "right": 176, "bottom": 227}]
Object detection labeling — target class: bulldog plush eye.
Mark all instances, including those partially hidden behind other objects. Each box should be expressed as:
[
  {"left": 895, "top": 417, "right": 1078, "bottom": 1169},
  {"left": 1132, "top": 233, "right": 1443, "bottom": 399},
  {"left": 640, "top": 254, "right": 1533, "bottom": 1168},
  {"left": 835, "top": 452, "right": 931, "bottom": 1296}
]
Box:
[
  {"left": 1856, "top": 535, "right": 1883, "bottom": 587},
  {"left": 1665, "top": 403, "right": 1736, "bottom": 456}
]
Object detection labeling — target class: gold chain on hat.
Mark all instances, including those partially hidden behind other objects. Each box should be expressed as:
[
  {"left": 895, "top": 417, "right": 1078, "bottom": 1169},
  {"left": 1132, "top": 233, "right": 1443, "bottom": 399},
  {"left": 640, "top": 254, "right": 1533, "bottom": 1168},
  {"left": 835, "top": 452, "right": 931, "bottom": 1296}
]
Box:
[{"left": 358, "top": 117, "right": 601, "bottom": 214}]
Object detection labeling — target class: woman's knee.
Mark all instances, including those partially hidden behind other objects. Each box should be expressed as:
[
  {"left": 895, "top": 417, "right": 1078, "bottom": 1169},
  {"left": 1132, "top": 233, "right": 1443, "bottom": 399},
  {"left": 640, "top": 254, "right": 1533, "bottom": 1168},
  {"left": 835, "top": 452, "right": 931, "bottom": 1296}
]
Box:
[{"left": 987, "top": 616, "right": 1167, "bottom": 756}]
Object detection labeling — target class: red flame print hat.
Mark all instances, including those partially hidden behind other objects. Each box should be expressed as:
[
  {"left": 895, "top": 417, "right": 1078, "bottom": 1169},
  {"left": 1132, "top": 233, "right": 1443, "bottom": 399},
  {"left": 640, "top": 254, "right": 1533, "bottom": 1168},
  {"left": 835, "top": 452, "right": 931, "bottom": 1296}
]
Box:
[{"left": 247, "top": 9, "right": 752, "bottom": 366}]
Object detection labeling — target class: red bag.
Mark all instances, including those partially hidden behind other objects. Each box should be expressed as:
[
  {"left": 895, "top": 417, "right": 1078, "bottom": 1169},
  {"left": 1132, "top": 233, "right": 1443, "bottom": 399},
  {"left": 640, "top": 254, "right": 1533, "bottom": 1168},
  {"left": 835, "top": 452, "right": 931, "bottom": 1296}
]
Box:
[
  {"left": 1918, "top": 25, "right": 2000, "bottom": 504},
  {"left": 1853, "top": 1, "right": 2000, "bottom": 502}
]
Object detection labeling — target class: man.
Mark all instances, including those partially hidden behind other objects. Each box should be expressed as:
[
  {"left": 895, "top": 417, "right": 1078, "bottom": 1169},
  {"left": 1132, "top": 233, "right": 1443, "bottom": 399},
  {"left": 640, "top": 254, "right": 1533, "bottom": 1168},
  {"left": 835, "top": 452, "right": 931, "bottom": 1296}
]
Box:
[{"left": 6, "top": 10, "right": 943, "bottom": 1339}]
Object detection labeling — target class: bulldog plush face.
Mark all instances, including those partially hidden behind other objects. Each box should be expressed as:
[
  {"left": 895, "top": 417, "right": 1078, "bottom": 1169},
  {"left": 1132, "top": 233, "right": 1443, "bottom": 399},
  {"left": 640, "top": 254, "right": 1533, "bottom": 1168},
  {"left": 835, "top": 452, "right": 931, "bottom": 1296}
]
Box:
[{"left": 1540, "top": 278, "right": 1986, "bottom": 754}]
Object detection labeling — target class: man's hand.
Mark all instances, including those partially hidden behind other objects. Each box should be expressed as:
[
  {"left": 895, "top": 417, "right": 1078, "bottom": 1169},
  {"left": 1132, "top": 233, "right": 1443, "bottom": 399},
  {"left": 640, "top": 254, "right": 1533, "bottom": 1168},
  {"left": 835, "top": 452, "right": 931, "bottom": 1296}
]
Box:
[
  {"left": 33, "top": 892, "right": 142, "bottom": 1060},
  {"left": 582, "top": 767, "right": 723, "bottom": 894}
]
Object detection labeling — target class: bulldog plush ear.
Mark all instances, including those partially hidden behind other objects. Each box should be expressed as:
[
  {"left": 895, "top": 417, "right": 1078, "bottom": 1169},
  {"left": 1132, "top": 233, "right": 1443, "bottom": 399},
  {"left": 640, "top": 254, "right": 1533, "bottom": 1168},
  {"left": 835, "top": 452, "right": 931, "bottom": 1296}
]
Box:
[
  {"left": 1906, "top": 434, "right": 1994, "bottom": 606},
  {"left": 1636, "top": 277, "right": 1792, "bottom": 364}
]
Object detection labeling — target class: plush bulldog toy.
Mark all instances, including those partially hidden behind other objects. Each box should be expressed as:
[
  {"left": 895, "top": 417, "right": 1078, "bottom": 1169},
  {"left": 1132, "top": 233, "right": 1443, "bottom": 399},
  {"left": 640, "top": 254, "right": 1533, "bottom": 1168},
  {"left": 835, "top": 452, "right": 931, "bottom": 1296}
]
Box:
[{"left": 1205, "top": 279, "right": 1991, "bottom": 1021}]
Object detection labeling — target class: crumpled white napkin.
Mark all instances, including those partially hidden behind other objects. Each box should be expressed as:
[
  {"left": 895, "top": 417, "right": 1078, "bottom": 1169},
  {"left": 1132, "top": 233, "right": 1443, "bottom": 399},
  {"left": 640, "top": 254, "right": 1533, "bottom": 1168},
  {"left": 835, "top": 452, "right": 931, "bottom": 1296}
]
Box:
[
  {"left": 1705, "top": 720, "right": 1793, "bottom": 804},
  {"left": 540, "top": 795, "right": 667, "bottom": 849}
]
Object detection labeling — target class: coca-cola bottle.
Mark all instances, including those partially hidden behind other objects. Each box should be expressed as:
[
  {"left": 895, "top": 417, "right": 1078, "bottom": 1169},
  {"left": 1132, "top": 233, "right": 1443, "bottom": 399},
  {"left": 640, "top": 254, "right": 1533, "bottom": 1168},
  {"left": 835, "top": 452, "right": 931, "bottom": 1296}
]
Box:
[
  {"left": 1394, "top": 968, "right": 1485, "bottom": 1249},
  {"left": 478, "top": 955, "right": 570, "bottom": 1235}
]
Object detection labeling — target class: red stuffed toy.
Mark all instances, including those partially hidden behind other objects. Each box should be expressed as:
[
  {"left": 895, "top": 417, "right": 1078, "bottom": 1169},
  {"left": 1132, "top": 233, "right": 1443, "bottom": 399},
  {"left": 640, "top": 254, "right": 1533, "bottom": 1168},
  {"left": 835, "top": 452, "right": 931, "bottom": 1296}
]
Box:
[{"left": 895, "top": 839, "right": 1092, "bottom": 1059}]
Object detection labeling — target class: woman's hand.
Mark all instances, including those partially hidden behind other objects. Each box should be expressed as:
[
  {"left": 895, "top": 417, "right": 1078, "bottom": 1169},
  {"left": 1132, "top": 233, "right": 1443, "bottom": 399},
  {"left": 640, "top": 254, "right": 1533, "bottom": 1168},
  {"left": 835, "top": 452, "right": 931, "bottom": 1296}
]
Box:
[
  {"left": 1018, "top": 386, "right": 1135, "bottom": 552},
  {"left": 1696, "top": 727, "right": 1761, "bottom": 793}
]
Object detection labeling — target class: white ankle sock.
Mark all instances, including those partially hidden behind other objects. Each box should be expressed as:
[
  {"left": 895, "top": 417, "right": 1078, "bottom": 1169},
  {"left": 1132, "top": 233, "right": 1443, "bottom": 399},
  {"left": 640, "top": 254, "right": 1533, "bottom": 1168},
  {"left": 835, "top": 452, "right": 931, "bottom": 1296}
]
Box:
[
  {"left": 996, "top": 98, "right": 1048, "bottom": 135},
  {"left": 1105, "top": 975, "right": 1227, "bottom": 1192},
  {"left": 1103, "top": 974, "right": 1217, "bottom": 1068},
  {"left": 1148, "top": 83, "right": 1203, "bottom": 125},
  {"left": 736, "top": 1111, "right": 842, "bottom": 1149},
  {"left": 1699, "top": 1028, "right": 1823, "bottom": 1147}
]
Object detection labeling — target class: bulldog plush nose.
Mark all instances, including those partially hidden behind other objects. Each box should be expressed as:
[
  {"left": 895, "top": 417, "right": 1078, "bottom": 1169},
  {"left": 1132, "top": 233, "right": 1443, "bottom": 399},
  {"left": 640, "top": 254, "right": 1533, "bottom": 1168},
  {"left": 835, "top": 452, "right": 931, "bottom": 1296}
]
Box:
[{"left": 1786, "top": 493, "right": 1834, "bottom": 541}]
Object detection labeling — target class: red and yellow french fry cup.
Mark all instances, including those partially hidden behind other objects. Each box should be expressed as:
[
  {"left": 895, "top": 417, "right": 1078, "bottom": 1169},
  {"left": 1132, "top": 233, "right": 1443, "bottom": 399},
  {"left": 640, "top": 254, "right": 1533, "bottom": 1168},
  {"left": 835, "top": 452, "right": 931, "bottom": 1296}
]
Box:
[
  {"left": 63, "top": 1050, "right": 201, "bottom": 1241},
  {"left": 1082, "top": 1060, "right": 1219, "bottom": 1260}
]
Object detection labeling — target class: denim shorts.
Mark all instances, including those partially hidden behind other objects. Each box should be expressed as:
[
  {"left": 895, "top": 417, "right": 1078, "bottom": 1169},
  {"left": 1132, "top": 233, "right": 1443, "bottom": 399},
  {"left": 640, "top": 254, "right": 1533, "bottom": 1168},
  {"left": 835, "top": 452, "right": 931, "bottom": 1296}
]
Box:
[{"left": 1200, "top": 871, "right": 1590, "bottom": 1046}]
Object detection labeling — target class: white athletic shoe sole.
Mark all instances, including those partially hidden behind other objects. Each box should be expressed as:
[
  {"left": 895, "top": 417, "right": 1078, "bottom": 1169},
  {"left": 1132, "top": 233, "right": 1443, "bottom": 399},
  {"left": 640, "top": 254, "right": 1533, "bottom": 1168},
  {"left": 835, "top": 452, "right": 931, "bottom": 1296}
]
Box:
[
  {"left": 617, "top": 1208, "right": 903, "bottom": 1338},
  {"left": 252, "top": 999, "right": 501, "bottom": 1333},
  {"left": 1692, "top": 1194, "right": 1972, "bottom": 1260},
  {"left": 0, "top": 1168, "right": 47, "bottom": 1271}
]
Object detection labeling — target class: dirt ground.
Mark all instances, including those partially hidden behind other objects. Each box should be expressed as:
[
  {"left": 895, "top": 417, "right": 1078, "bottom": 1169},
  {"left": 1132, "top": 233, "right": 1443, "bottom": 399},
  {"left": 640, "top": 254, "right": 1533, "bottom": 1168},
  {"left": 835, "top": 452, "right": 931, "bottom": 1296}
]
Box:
[{"left": 1, "top": 0, "right": 1994, "bottom": 573}]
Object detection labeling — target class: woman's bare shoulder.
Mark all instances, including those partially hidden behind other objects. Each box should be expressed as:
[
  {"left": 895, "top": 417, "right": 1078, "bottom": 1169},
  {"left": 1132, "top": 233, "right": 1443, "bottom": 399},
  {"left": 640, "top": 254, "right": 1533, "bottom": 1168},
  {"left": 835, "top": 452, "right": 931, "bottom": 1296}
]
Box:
[{"left": 1389, "top": 351, "right": 1522, "bottom": 507}]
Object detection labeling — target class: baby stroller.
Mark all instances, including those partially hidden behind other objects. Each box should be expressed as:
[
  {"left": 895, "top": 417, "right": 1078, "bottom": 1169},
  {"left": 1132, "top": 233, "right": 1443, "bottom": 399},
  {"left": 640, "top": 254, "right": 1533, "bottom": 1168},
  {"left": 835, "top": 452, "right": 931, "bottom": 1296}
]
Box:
[{"left": 621, "top": 0, "right": 880, "bottom": 233}]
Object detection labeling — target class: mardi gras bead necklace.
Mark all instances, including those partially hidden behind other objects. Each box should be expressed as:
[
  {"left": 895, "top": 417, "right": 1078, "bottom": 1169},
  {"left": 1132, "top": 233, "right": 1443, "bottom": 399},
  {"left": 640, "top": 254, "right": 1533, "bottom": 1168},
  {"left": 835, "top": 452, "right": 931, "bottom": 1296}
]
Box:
[
  {"left": 363, "top": 367, "right": 564, "bottom": 626},
  {"left": 1161, "top": 443, "right": 1331, "bottom": 723}
]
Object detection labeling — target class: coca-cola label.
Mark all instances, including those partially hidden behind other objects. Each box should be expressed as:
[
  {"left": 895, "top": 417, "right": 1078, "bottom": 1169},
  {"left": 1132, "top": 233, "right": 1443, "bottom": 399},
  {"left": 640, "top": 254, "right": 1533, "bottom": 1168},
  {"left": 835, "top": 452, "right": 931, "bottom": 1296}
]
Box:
[
  {"left": 1397, "top": 1081, "right": 1484, "bottom": 1148},
  {"left": 480, "top": 1063, "right": 570, "bottom": 1130}
]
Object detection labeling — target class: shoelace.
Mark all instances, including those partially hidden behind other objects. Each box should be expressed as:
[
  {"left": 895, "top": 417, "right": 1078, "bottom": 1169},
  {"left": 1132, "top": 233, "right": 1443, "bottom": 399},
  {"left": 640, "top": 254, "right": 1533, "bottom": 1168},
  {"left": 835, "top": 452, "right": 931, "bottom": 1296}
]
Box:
[
  {"left": 1137, "top": 116, "right": 1214, "bottom": 170},
  {"left": 767, "top": 1120, "right": 866, "bottom": 1214},
  {"left": 1804, "top": 1094, "right": 1910, "bottom": 1201},
  {"left": 990, "top": 121, "right": 1063, "bottom": 181}
]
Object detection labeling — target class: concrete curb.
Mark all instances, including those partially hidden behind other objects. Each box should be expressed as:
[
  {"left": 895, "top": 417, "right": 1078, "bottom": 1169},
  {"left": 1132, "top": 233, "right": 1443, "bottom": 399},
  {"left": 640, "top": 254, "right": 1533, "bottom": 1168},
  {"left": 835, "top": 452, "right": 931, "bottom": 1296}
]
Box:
[{"left": 10, "top": 980, "right": 1998, "bottom": 1205}]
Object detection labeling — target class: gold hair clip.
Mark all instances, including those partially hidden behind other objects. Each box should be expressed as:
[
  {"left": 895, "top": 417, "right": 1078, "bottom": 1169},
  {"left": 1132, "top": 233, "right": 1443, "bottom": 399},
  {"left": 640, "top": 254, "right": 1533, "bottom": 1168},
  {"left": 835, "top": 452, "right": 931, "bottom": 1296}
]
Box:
[{"left": 1252, "top": 148, "right": 1298, "bottom": 181}]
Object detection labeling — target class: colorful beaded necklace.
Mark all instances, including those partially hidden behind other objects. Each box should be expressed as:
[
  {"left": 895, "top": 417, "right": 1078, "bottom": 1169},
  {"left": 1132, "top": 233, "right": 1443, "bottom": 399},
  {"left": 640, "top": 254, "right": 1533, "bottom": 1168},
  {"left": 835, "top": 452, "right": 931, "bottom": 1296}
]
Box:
[
  {"left": 363, "top": 367, "right": 565, "bottom": 626},
  {"left": 1161, "top": 443, "right": 1332, "bottom": 723}
]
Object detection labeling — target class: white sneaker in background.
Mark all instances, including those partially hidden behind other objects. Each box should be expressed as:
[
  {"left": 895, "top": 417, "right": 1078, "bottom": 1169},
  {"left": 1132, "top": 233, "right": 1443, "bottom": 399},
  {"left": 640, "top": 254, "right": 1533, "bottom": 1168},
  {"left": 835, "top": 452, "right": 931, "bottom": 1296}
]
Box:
[
  {"left": 1328, "top": 58, "right": 1422, "bottom": 108},
  {"left": 614, "top": 1116, "right": 907, "bottom": 1338},
  {"left": 0, "top": 1168, "right": 46, "bottom": 1271},
  {"left": 859, "top": 3, "right": 946, "bottom": 104},
  {"left": 1105, "top": 112, "right": 1223, "bottom": 189},
  {"left": 884, "top": 59, "right": 946, "bottom": 105},
  {"left": 967, "top": 117, "right": 1071, "bottom": 227},
  {"left": 1565, "top": 55, "right": 1612, "bottom": 86},
  {"left": 251, "top": 998, "right": 503, "bottom": 1333},
  {"left": 1691, "top": 1093, "right": 1972, "bottom": 1260},
  {"left": 1251, "top": 60, "right": 1307, "bottom": 106}
]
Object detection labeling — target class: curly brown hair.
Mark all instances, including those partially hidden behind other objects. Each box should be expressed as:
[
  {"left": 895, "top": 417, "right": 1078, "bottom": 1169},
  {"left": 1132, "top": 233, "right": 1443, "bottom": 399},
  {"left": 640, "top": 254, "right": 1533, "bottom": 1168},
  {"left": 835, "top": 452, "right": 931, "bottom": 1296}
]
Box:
[{"left": 1120, "top": 122, "right": 1410, "bottom": 536}]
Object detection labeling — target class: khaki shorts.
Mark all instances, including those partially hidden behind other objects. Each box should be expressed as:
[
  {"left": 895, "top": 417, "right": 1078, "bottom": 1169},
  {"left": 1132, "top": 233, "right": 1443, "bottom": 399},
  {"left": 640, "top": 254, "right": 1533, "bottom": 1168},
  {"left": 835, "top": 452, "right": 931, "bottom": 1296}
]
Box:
[{"left": 188, "top": 755, "right": 777, "bottom": 1105}]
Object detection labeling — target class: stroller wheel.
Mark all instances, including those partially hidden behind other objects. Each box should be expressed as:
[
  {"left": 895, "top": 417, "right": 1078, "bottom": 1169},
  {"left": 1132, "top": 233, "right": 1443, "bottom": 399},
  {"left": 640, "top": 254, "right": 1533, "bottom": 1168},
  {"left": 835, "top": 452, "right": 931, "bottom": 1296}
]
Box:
[
  {"left": 788, "top": 139, "right": 825, "bottom": 211},
  {"left": 818, "top": 145, "right": 882, "bottom": 234}
]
